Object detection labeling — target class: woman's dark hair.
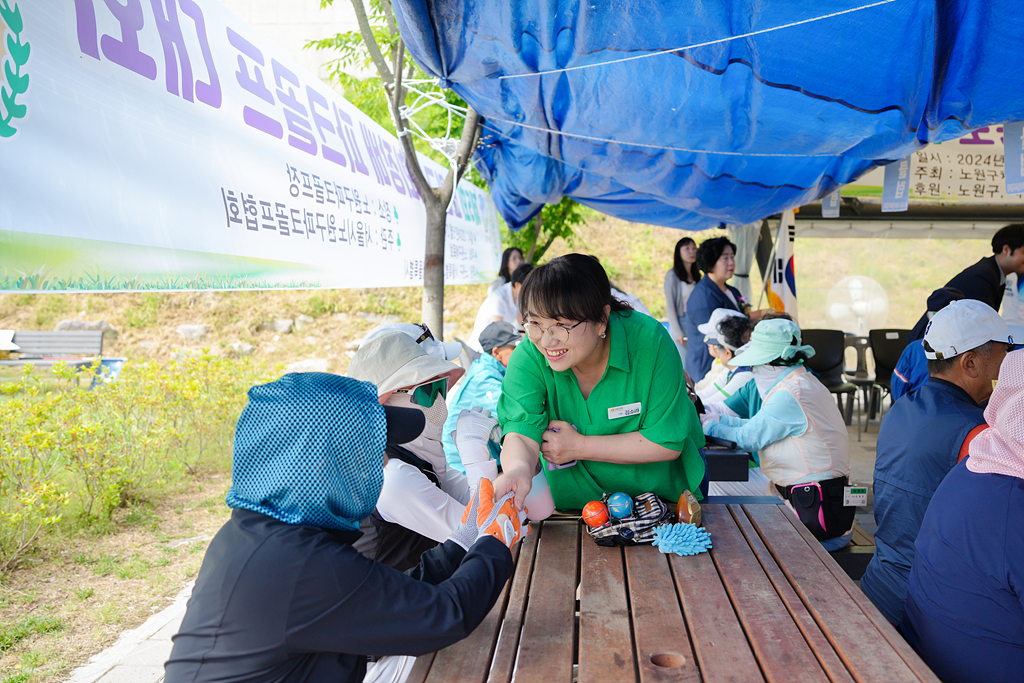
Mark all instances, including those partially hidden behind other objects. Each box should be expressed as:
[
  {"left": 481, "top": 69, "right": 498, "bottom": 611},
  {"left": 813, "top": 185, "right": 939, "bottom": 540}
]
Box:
[
  {"left": 717, "top": 315, "right": 751, "bottom": 351},
  {"left": 511, "top": 263, "right": 534, "bottom": 285},
  {"left": 519, "top": 253, "right": 632, "bottom": 324},
  {"left": 695, "top": 236, "right": 737, "bottom": 274},
  {"left": 672, "top": 237, "right": 701, "bottom": 284},
  {"left": 767, "top": 335, "right": 813, "bottom": 367},
  {"left": 498, "top": 247, "right": 524, "bottom": 281}
]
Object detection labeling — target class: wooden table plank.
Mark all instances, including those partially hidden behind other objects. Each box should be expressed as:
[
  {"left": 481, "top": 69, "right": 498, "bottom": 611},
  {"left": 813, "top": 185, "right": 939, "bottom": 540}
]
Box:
[
  {"left": 727, "top": 506, "right": 856, "bottom": 683},
  {"left": 488, "top": 526, "right": 540, "bottom": 683},
  {"left": 704, "top": 505, "right": 830, "bottom": 683},
  {"left": 670, "top": 551, "right": 763, "bottom": 683},
  {"left": 758, "top": 506, "right": 941, "bottom": 683},
  {"left": 510, "top": 521, "right": 579, "bottom": 683},
  {"left": 578, "top": 540, "right": 635, "bottom": 683},
  {"left": 744, "top": 505, "right": 938, "bottom": 683},
  {"left": 625, "top": 545, "right": 702, "bottom": 683},
  {"left": 405, "top": 652, "right": 435, "bottom": 683},
  {"left": 423, "top": 542, "right": 522, "bottom": 683}
]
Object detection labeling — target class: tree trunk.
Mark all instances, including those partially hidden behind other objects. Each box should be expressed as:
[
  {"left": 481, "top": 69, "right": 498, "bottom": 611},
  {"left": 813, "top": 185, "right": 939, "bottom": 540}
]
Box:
[
  {"left": 421, "top": 202, "right": 448, "bottom": 337},
  {"left": 525, "top": 213, "right": 542, "bottom": 263}
]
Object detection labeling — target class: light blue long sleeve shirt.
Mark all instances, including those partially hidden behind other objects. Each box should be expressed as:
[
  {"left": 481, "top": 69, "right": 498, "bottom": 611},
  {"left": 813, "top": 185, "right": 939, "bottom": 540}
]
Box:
[{"left": 704, "top": 367, "right": 806, "bottom": 453}]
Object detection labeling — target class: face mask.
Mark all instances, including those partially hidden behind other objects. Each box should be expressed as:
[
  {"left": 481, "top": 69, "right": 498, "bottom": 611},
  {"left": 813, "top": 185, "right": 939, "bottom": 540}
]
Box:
[
  {"left": 752, "top": 364, "right": 789, "bottom": 399},
  {"left": 385, "top": 390, "right": 448, "bottom": 441}
]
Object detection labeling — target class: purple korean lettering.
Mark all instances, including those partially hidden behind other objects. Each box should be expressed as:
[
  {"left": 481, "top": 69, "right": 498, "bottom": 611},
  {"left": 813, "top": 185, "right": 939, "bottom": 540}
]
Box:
[
  {"left": 148, "top": 0, "right": 195, "bottom": 100},
  {"left": 960, "top": 127, "right": 995, "bottom": 145},
  {"left": 306, "top": 85, "right": 347, "bottom": 167},
  {"left": 100, "top": 0, "right": 157, "bottom": 80},
  {"left": 334, "top": 104, "right": 370, "bottom": 176},
  {"left": 272, "top": 60, "right": 316, "bottom": 155},
  {"left": 359, "top": 124, "right": 390, "bottom": 187},
  {"left": 226, "top": 27, "right": 282, "bottom": 138},
  {"left": 179, "top": 0, "right": 221, "bottom": 107},
  {"left": 74, "top": 0, "right": 101, "bottom": 59},
  {"left": 381, "top": 143, "right": 407, "bottom": 196}
]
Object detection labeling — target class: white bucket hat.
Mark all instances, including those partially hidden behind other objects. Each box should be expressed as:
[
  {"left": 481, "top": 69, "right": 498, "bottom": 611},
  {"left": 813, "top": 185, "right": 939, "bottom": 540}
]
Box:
[
  {"left": 923, "top": 300, "right": 1023, "bottom": 360},
  {"left": 360, "top": 322, "right": 462, "bottom": 362},
  {"left": 347, "top": 331, "right": 465, "bottom": 403},
  {"left": 697, "top": 308, "right": 747, "bottom": 347}
]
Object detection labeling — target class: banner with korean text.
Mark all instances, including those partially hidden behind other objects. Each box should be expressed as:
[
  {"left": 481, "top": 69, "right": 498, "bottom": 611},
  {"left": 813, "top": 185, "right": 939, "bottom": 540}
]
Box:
[{"left": 0, "top": 1, "right": 502, "bottom": 291}]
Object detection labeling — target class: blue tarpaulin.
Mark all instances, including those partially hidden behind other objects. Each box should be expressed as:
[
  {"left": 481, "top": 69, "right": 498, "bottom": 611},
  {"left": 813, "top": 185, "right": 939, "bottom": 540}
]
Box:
[{"left": 391, "top": 0, "right": 1024, "bottom": 231}]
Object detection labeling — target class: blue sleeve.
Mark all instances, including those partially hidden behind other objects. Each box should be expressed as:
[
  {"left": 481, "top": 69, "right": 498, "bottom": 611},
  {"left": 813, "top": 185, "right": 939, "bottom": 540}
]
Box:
[{"left": 705, "top": 389, "right": 807, "bottom": 453}]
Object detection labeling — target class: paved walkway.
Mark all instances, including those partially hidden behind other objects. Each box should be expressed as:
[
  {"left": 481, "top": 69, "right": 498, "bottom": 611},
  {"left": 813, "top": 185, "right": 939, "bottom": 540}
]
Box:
[
  {"left": 64, "top": 419, "right": 882, "bottom": 683},
  {"left": 65, "top": 583, "right": 193, "bottom": 683}
]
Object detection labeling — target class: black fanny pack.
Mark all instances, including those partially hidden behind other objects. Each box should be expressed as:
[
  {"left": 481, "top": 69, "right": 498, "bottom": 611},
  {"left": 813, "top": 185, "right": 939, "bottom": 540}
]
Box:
[{"left": 775, "top": 476, "right": 855, "bottom": 542}]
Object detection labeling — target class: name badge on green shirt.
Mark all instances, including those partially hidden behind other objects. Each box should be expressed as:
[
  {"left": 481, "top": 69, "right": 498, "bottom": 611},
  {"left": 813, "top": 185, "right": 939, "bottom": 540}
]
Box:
[{"left": 608, "top": 402, "right": 642, "bottom": 420}]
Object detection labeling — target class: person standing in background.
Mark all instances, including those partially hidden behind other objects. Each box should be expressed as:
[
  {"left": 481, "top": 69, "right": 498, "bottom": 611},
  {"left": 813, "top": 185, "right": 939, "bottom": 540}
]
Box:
[
  {"left": 488, "top": 247, "right": 524, "bottom": 294},
  {"left": 664, "top": 237, "right": 701, "bottom": 361},
  {"left": 468, "top": 263, "right": 534, "bottom": 352},
  {"left": 685, "top": 236, "right": 744, "bottom": 382}
]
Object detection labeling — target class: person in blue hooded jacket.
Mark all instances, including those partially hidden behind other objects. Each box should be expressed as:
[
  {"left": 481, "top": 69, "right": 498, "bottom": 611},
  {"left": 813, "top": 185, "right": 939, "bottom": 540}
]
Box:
[
  {"left": 164, "top": 373, "right": 525, "bottom": 683},
  {"left": 442, "top": 321, "right": 521, "bottom": 474}
]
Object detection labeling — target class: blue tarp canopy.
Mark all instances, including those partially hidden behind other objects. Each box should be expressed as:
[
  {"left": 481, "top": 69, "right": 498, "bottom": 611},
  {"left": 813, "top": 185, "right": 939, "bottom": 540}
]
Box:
[{"left": 391, "top": 0, "right": 1024, "bottom": 231}]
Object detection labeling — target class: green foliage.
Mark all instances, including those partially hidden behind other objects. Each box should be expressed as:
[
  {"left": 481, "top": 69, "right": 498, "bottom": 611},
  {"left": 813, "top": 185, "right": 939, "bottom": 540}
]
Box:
[
  {"left": 0, "top": 354, "right": 278, "bottom": 574},
  {"left": 307, "top": 1, "right": 471, "bottom": 170},
  {"left": 504, "top": 197, "right": 592, "bottom": 264},
  {"left": 124, "top": 294, "right": 160, "bottom": 329},
  {"left": 0, "top": 615, "right": 62, "bottom": 653}
]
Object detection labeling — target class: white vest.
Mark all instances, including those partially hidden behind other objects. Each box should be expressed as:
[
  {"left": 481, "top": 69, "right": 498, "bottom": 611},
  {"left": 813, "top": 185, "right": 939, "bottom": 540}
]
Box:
[{"left": 759, "top": 367, "right": 850, "bottom": 487}]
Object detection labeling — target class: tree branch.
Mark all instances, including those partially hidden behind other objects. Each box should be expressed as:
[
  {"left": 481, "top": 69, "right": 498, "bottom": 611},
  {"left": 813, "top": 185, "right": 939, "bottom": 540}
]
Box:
[
  {"left": 437, "top": 105, "right": 481, "bottom": 208},
  {"left": 380, "top": 0, "right": 399, "bottom": 37},
  {"left": 390, "top": 40, "right": 435, "bottom": 204},
  {"left": 348, "top": 0, "right": 393, "bottom": 87}
]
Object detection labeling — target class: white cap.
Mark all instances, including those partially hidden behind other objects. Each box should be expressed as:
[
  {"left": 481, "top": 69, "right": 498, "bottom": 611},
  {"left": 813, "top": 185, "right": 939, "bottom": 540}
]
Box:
[
  {"left": 360, "top": 322, "right": 463, "bottom": 362},
  {"left": 923, "top": 300, "right": 1022, "bottom": 360},
  {"left": 697, "top": 308, "right": 747, "bottom": 345}
]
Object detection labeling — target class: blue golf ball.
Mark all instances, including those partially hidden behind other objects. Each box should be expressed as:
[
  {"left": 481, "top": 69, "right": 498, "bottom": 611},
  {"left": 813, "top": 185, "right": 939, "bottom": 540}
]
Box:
[{"left": 607, "top": 492, "right": 633, "bottom": 519}]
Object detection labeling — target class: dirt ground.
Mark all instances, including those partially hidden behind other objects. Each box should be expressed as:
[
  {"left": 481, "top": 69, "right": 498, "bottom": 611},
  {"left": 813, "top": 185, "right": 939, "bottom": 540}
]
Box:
[{"left": 0, "top": 476, "right": 232, "bottom": 683}]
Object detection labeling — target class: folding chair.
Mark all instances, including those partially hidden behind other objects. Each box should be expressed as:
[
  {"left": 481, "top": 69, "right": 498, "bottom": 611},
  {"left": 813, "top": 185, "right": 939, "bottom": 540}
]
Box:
[
  {"left": 866, "top": 328, "right": 912, "bottom": 432},
  {"left": 802, "top": 329, "right": 861, "bottom": 437}
]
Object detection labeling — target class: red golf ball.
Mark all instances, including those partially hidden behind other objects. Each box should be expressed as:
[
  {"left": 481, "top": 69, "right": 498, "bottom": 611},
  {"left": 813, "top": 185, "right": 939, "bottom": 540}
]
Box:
[{"left": 583, "top": 500, "right": 610, "bottom": 527}]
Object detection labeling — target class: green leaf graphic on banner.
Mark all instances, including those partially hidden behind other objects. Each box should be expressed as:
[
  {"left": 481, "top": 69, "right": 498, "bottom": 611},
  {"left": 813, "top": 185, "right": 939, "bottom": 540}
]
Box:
[
  {"left": 396, "top": 234, "right": 401, "bottom": 249},
  {"left": 0, "top": 0, "right": 30, "bottom": 138}
]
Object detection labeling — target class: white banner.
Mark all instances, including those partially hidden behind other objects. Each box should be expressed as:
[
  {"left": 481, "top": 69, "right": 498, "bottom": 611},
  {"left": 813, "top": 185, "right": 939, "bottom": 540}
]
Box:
[{"left": 0, "top": 0, "right": 501, "bottom": 291}]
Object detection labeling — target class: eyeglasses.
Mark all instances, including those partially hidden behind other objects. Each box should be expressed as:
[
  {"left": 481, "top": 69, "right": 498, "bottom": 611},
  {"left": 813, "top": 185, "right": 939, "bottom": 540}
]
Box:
[
  {"left": 397, "top": 378, "right": 448, "bottom": 407},
  {"left": 523, "top": 320, "right": 586, "bottom": 344}
]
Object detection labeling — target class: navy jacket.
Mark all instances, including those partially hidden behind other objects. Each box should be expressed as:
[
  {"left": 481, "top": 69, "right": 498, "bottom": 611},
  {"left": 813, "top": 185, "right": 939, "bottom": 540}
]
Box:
[
  {"left": 902, "top": 461, "right": 1024, "bottom": 683},
  {"left": 909, "top": 256, "right": 1003, "bottom": 341},
  {"left": 860, "top": 378, "right": 984, "bottom": 625},
  {"left": 684, "top": 277, "right": 743, "bottom": 382},
  {"left": 890, "top": 340, "right": 927, "bottom": 402},
  {"left": 165, "top": 509, "right": 513, "bottom": 683}
]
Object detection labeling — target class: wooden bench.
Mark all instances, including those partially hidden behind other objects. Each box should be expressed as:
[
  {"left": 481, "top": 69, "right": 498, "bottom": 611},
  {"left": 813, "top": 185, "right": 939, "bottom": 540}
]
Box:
[
  {"left": 0, "top": 330, "right": 105, "bottom": 367},
  {"left": 830, "top": 521, "right": 876, "bottom": 581},
  {"left": 412, "top": 503, "right": 937, "bottom": 683}
]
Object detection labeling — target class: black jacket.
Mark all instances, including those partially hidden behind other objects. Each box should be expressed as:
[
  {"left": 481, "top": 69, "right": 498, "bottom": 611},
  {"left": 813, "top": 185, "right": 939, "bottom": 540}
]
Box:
[
  {"left": 165, "top": 509, "right": 513, "bottom": 683},
  {"left": 910, "top": 256, "right": 1004, "bottom": 341}
]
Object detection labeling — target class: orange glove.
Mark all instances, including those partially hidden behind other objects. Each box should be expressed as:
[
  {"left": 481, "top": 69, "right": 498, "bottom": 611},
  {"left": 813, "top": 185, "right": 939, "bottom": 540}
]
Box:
[{"left": 448, "top": 478, "right": 529, "bottom": 550}]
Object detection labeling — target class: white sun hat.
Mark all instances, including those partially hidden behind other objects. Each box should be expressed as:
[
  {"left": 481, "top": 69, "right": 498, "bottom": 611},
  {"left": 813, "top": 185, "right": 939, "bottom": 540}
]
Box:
[
  {"left": 348, "top": 331, "right": 465, "bottom": 403},
  {"left": 360, "top": 322, "right": 463, "bottom": 362}
]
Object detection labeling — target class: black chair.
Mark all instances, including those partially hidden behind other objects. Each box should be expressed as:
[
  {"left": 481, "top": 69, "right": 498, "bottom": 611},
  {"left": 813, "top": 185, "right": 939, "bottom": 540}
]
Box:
[
  {"left": 802, "top": 329, "right": 860, "bottom": 431},
  {"left": 844, "top": 334, "right": 875, "bottom": 440},
  {"left": 866, "top": 328, "right": 912, "bottom": 430}
]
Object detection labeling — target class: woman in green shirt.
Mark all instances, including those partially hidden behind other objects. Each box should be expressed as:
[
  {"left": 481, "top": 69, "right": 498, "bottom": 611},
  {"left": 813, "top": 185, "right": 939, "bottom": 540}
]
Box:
[{"left": 494, "top": 254, "right": 707, "bottom": 511}]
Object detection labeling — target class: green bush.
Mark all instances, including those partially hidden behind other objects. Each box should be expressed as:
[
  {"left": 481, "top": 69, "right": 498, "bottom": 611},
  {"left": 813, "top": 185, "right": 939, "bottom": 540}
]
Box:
[{"left": 0, "top": 353, "right": 279, "bottom": 574}]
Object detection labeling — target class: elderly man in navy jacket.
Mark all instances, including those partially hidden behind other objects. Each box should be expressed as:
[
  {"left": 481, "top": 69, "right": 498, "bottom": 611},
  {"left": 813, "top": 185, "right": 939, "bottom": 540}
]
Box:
[{"left": 861, "top": 301, "right": 1017, "bottom": 626}]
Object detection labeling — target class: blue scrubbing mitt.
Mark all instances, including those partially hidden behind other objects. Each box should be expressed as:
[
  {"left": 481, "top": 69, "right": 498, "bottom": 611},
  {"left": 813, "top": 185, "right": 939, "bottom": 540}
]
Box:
[{"left": 652, "top": 523, "right": 712, "bottom": 556}]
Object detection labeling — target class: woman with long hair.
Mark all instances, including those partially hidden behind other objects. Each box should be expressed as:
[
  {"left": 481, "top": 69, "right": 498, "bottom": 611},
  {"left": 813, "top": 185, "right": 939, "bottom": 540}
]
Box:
[
  {"left": 664, "top": 237, "right": 700, "bottom": 358},
  {"left": 493, "top": 254, "right": 707, "bottom": 512},
  {"left": 488, "top": 247, "right": 525, "bottom": 293}
]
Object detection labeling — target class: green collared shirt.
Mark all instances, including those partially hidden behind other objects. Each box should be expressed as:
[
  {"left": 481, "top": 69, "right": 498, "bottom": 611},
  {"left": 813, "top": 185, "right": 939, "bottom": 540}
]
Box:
[{"left": 498, "top": 310, "right": 706, "bottom": 510}]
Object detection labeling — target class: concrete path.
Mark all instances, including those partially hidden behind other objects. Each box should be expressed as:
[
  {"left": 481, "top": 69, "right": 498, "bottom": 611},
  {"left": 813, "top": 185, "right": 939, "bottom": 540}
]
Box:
[
  {"left": 64, "top": 419, "right": 882, "bottom": 683},
  {"left": 65, "top": 582, "right": 193, "bottom": 683}
]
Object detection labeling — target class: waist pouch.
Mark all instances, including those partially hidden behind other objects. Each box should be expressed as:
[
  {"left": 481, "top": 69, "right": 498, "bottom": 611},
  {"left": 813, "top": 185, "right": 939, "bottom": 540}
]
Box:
[
  {"left": 586, "top": 492, "right": 675, "bottom": 547},
  {"left": 775, "top": 476, "right": 855, "bottom": 542}
]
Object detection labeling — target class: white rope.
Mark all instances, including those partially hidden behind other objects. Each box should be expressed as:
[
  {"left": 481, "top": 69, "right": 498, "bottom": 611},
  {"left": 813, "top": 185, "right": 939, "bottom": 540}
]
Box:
[
  {"left": 498, "top": 0, "right": 898, "bottom": 80},
  {"left": 484, "top": 115, "right": 838, "bottom": 157}
]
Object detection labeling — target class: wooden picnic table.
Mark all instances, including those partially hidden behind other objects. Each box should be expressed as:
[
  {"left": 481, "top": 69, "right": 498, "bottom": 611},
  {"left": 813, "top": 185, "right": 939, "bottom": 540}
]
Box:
[{"left": 411, "top": 501, "right": 938, "bottom": 683}]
